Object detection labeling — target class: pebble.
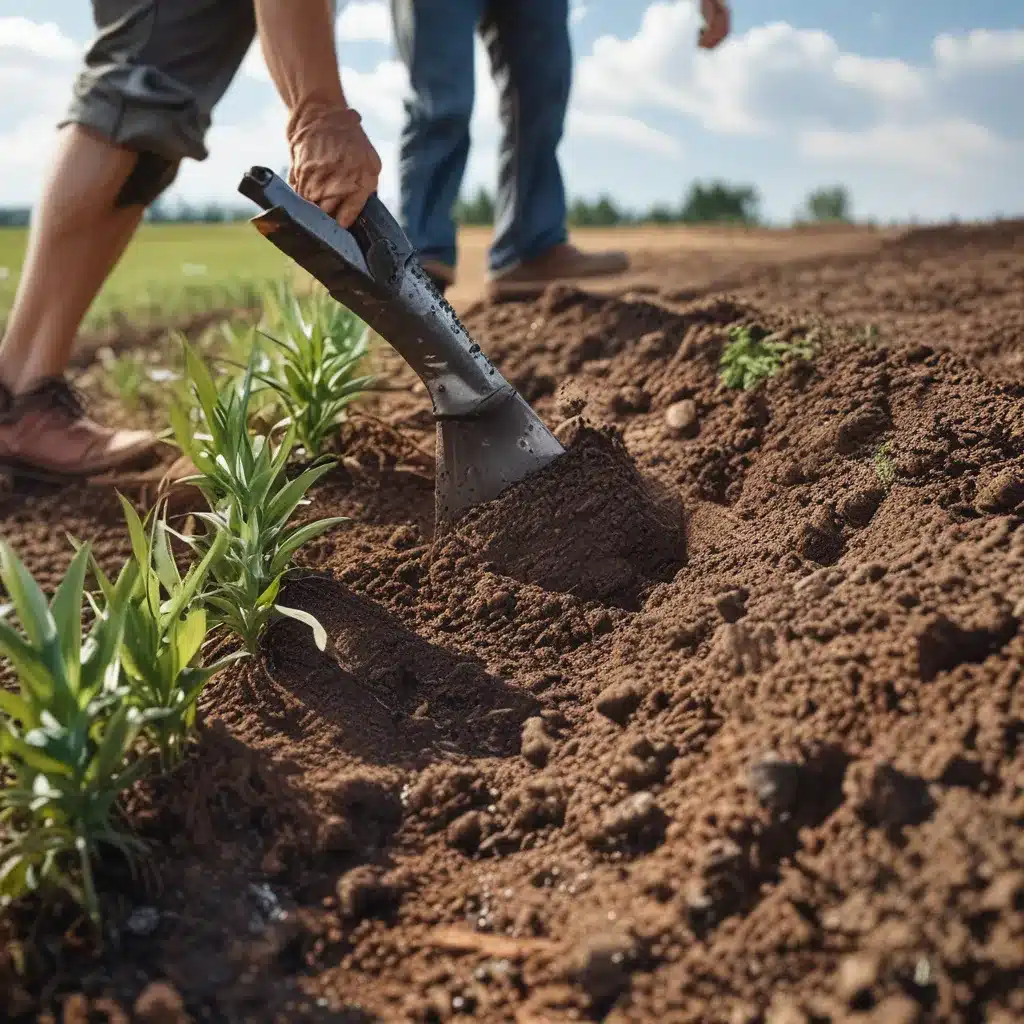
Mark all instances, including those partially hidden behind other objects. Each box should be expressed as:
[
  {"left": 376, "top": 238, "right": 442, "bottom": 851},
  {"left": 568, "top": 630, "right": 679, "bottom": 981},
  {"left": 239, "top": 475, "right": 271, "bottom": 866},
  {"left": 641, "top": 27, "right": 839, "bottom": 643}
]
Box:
[
  {"left": 520, "top": 716, "right": 554, "bottom": 767},
  {"left": 125, "top": 906, "right": 161, "bottom": 937},
  {"left": 664, "top": 399, "right": 698, "bottom": 435},
  {"left": 595, "top": 681, "right": 644, "bottom": 725},
  {"left": 746, "top": 752, "right": 802, "bottom": 812}
]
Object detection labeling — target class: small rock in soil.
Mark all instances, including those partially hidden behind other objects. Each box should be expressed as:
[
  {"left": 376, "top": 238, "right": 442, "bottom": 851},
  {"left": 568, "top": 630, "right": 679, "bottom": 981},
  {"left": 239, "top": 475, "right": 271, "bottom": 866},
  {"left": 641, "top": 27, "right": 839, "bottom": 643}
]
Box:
[
  {"left": 746, "top": 752, "right": 802, "bottom": 812},
  {"left": 835, "top": 951, "right": 882, "bottom": 1007},
  {"left": 337, "top": 865, "right": 403, "bottom": 920},
  {"left": 714, "top": 586, "right": 749, "bottom": 623},
  {"left": 388, "top": 524, "right": 420, "bottom": 550},
  {"left": 133, "top": 982, "right": 188, "bottom": 1024},
  {"left": 664, "top": 399, "right": 698, "bottom": 436},
  {"left": 502, "top": 776, "right": 567, "bottom": 832},
  {"left": 798, "top": 516, "right": 844, "bottom": 565},
  {"left": 588, "top": 791, "right": 667, "bottom": 848},
  {"left": 447, "top": 810, "right": 486, "bottom": 853},
  {"left": 612, "top": 385, "right": 651, "bottom": 415},
  {"left": 567, "top": 929, "right": 638, "bottom": 1007},
  {"left": 520, "top": 716, "right": 554, "bottom": 767},
  {"left": 595, "top": 681, "right": 644, "bottom": 725},
  {"left": 613, "top": 736, "right": 677, "bottom": 789},
  {"left": 843, "top": 760, "right": 935, "bottom": 830},
  {"left": 839, "top": 487, "right": 885, "bottom": 528},
  {"left": 125, "top": 906, "right": 161, "bottom": 937},
  {"left": 975, "top": 469, "right": 1024, "bottom": 513}
]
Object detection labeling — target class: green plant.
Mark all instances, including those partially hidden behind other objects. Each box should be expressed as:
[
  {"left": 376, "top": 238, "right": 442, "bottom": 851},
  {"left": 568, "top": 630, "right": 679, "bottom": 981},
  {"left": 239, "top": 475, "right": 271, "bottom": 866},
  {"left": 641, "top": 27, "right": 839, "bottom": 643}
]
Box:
[
  {"left": 168, "top": 336, "right": 280, "bottom": 509},
  {"left": 85, "top": 497, "right": 242, "bottom": 770},
  {"left": 719, "top": 325, "right": 814, "bottom": 391},
  {"left": 0, "top": 542, "right": 156, "bottom": 924},
  {"left": 171, "top": 338, "right": 347, "bottom": 656},
  {"left": 874, "top": 440, "right": 896, "bottom": 490},
  {"left": 188, "top": 445, "right": 344, "bottom": 657},
  {"left": 256, "top": 282, "right": 375, "bottom": 458}
]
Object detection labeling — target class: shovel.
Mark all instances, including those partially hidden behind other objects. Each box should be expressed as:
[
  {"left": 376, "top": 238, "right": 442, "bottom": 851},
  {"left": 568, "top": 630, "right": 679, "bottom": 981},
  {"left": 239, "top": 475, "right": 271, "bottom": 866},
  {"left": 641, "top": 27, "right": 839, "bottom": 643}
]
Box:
[{"left": 237, "top": 166, "right": 564, "bottom": 526}]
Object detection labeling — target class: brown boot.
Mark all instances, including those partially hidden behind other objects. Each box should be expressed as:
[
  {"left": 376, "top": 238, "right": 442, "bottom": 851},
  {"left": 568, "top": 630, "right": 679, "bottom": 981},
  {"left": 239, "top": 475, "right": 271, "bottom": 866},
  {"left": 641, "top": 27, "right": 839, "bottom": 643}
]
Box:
[
  {"left": 486, "top": 242, "right": 630, "bottom": 301},
  {"left": 0, "top": 376, "right": 158, "bottom": 479}
]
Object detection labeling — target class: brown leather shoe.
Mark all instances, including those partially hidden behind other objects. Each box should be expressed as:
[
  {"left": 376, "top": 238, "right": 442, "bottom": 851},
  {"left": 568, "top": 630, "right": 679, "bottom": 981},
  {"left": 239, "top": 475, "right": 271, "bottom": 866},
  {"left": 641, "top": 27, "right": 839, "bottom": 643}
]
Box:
[
  {"left": 486, "top": 242, "right": 630, "bottom": 301},
  {"left": 0, "top": 377, "right": 158, "bottom": 479}
]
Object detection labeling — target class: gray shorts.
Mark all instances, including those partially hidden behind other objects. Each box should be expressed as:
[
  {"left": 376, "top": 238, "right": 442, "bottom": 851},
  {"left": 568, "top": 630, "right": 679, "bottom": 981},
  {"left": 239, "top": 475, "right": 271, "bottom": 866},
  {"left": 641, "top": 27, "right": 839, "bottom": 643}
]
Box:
[{"left": 62, "top": 0, "right": 258, "bottom": 201}]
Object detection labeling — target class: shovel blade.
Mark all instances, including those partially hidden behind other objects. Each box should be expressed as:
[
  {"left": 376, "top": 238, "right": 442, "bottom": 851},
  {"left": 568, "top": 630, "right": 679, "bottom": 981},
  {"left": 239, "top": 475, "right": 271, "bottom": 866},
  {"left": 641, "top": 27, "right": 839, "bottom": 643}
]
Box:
[{"left": 435, "top": 389, "right": 565, "bottom": 526}]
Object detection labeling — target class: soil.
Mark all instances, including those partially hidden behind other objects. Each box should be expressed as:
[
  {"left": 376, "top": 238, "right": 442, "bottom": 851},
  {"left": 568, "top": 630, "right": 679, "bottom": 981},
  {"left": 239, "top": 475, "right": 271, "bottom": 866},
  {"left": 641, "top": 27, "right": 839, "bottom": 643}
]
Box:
[{"left": 2, "top": 221, "right": 1023, "bottom": 1023}]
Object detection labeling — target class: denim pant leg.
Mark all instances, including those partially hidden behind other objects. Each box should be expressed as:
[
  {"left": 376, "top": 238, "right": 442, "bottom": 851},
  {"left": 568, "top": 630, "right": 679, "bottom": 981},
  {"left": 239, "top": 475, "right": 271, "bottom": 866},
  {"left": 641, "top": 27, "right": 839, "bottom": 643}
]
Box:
[
  {"left": 391, "top": 0, "right": 483, "bottom": 270},
  {"left": 482, "top": 0, "right": 572, "bottom": 273}
]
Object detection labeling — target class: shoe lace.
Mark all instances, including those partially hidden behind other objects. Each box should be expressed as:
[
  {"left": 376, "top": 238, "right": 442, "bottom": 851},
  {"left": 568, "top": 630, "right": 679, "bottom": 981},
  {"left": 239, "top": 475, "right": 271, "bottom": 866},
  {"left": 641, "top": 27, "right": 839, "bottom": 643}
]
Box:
[{"left": 20, "top": 377, "right": 88, "bottom": 420}]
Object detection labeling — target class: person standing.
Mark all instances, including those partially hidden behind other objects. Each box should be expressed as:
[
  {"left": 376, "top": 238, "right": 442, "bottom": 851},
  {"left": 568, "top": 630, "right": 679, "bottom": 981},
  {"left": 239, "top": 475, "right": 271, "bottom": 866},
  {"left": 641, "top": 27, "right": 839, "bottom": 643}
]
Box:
[
  {"left": 389, "top": 0, "right": 731, "bottom": 300},
  {"left": 0, "top": 0, "right": 380, "bottom": 479}
]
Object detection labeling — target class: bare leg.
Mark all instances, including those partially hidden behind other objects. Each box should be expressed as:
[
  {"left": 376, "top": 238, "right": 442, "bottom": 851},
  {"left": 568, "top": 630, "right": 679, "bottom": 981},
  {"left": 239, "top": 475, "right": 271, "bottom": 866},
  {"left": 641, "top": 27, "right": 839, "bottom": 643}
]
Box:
[
  {"left": 0, "top": 124, "right": 144, "bottom": 392},
  {"left": 0, "top": 124, "right": 159, "bottom": 476}
]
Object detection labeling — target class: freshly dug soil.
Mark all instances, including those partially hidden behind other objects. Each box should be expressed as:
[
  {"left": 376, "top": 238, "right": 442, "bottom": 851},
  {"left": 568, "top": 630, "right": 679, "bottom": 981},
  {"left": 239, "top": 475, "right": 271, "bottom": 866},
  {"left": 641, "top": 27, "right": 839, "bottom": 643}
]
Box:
[{"left": 1, "top": 222, "right": 1023, "bottom": 1023}]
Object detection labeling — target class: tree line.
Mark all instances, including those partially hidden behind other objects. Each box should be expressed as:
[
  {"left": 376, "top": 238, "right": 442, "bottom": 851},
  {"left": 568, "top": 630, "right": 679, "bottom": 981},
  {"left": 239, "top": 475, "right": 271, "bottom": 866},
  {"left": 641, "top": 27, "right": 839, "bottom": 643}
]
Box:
[
  {"left": 456, "top": 182, "right": 853, "bottom": 227},
  {"left": 0, "top": 181, "right": 853, "bottom": 228}
]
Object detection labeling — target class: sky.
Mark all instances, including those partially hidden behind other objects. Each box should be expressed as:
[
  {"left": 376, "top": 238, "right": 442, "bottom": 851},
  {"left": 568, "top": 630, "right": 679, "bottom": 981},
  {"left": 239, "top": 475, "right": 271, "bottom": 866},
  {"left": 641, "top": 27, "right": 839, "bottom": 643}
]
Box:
[{"left": 1, "top": 1, "right": 1021, "bottom": 224}]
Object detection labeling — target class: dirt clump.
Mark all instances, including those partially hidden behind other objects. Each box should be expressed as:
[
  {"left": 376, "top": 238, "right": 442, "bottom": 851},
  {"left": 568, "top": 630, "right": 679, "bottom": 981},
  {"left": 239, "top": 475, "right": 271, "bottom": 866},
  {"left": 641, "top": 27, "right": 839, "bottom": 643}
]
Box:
[{"left": 436, "top": 424, "right": 686, "bottom": 608}]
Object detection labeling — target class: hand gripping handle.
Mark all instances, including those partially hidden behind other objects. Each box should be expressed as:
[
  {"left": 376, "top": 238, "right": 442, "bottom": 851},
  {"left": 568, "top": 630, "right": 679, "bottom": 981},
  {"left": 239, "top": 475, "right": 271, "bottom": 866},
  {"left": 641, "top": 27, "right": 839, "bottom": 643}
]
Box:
[{"left": 237, "top": 166, "right": 508, "bottom": 418}]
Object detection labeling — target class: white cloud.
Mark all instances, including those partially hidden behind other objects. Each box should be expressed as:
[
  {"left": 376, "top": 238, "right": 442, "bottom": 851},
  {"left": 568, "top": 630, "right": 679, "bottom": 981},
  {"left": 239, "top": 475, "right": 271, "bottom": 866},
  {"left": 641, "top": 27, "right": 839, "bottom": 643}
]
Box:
[
  {"left": 800, "top": 119, "right": 1007, "bottom": 176},
  {"left": 568, "top": 110, "right": 682, "bottom": 156},
  {"left": 0, "top": 17, "right": 81, "bottom": 60},
  {"left": 833, "top": 54, "right": 926, "bottom": 103},
  {"left": 0, "top": 10, "right": 1020, "bottom": 222},
  {"left": 934, "top": 29, "right": 1024, "bottom": 72},
  {"left": 336, "top": 1, "right": 391, "bottom": 44}
]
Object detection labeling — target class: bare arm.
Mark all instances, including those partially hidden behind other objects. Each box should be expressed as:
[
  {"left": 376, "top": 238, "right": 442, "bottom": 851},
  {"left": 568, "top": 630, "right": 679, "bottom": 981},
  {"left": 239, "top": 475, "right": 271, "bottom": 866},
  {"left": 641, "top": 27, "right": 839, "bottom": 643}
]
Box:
[
  {"left": 251, "top": 0, "right": 381, "bottom": 226},
  {"left": 253, "top": 0, "right": 347, "bottom": 118}
]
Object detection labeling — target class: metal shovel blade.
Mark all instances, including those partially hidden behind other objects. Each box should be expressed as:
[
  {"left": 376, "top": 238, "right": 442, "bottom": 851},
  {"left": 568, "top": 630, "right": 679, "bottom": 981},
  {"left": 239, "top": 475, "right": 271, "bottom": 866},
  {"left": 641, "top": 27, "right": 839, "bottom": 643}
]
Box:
[
  {"left": 434, "top": 388, "right": 565, "bottom": 524},
  {"left": 237, "top": 166, "right": 565, "bottom": 523}
]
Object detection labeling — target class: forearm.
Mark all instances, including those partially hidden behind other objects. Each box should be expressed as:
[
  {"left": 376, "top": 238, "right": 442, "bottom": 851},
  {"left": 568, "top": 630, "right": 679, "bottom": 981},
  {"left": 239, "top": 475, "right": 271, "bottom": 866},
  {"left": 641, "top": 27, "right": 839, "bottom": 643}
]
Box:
[{"left": 253, "top": 0, "right": 346, "bottom": 118}]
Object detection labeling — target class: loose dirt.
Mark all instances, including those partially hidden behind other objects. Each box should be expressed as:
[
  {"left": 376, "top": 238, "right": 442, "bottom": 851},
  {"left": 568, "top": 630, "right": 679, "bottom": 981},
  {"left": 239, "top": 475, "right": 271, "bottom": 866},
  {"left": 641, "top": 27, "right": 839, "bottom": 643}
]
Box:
[{"left": 1, "top": 221, "right": 1023, "bottom": 1023}]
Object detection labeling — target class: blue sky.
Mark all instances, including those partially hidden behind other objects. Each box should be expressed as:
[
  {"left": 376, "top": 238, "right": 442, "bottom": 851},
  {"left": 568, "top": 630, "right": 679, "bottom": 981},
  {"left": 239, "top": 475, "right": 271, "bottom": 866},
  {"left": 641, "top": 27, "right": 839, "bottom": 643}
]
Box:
[{"left": 1, "top": 1, "right": 1021, "bottom": 223}]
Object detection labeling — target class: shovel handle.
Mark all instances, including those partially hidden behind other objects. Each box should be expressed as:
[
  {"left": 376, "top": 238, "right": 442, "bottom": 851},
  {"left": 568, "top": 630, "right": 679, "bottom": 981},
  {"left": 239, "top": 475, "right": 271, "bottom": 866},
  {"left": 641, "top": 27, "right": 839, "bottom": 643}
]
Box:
[{"left": 237, "top": 166, "right": 509, "bottom": 418}]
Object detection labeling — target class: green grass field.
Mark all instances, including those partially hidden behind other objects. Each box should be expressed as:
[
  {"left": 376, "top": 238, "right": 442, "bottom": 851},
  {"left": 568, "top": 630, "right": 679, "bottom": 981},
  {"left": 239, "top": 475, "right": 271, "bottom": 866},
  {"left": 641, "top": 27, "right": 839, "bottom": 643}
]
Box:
[{"left": 0, "top": 222, "right": 298, "bottom": 331}]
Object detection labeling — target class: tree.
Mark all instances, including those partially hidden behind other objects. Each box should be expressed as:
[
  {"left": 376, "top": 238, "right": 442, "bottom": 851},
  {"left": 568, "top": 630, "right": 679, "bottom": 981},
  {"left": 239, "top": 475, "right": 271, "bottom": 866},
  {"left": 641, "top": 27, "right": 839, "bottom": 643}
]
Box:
[
  {"left": 679, "top": 180, "right": 761, "bottom": 225},
  {"left": 454, "top": 186, "right": 495, "bottom": 226},
  {"left": 802, "top": 185, "right": 852, "bottom": 223},
  {"left": 568, "top": 194, "right": 626, "bottom": 227}
]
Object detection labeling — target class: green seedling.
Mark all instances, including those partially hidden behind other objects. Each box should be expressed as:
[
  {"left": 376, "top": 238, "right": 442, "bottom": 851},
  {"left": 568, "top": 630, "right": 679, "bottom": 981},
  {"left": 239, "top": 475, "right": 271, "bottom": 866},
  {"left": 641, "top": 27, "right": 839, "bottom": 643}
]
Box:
[
  {"left": 168, "top": 335, "right": 282, "bottom": 509},
  {"left": 188, "top": 445, "right": 345, "bottom": 657},
  {"left": 720, "top": 324, "right": 814, "bottom": 391},
  {"left": 874, "top": 440, "right": 896, "bottom": 490},
  {"left": 171, "top": 336, "right": 346, "bottom": 656},
  {"left": 0, "top": 541, "right": 158, "bottom": 925},
  {"left": 256, "top": 282, "right": 375, "bottom": 458},
  {"left": 85, "top": 497, "right": 243, "bottom": 770}
]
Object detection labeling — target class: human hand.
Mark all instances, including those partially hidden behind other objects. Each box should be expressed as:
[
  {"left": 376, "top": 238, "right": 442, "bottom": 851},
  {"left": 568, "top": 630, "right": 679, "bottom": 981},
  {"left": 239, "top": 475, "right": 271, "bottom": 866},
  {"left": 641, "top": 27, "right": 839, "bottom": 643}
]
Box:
[
  {"left": 286, "top": 104, "right": 382, "bottom": 228},
  {"left": 698, "top": 0, "right": 730, "bottom": 49}
]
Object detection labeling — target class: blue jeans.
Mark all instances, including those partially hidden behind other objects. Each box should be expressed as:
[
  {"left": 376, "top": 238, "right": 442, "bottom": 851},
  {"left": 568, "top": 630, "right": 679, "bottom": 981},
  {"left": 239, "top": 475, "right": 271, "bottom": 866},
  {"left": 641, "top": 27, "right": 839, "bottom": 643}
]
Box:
[{"left": 390, "top": 0, "right": 571, "bottom": 274}]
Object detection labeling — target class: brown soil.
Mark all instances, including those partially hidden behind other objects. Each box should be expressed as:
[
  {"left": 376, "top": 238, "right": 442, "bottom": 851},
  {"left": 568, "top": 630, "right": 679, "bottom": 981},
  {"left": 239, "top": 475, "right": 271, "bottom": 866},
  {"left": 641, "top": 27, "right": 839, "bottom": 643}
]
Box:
[{"left": 2, "top": 222, "right": 1024, "bottom": 1023}]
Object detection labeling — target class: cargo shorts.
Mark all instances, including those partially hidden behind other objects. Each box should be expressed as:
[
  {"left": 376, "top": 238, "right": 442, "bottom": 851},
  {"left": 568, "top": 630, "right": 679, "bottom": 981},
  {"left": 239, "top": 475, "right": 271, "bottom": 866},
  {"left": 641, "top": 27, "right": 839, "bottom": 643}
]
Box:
[{"left": 60, "top": 0, "right": 269, "bottom": 205}]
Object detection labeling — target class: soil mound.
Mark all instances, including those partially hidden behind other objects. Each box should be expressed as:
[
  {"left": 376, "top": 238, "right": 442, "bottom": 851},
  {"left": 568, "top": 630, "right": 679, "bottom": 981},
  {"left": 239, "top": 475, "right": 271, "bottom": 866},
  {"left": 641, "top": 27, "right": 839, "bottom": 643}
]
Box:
[
  {"left": 436, "top": 425, "right": 686, "bottom": 608},
  {"left": 4, "top": 223, "right": 1024, "bottom": 1023}
]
